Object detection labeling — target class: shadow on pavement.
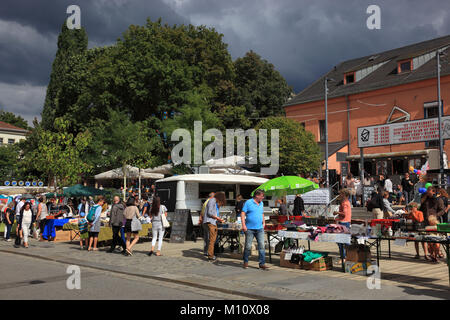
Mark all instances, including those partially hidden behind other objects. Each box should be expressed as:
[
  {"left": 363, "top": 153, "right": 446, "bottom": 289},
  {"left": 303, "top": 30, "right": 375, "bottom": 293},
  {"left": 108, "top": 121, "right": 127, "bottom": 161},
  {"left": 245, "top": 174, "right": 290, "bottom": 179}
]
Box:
[{"left": 398, "top": 285, "right": 450, "bottom": 300}]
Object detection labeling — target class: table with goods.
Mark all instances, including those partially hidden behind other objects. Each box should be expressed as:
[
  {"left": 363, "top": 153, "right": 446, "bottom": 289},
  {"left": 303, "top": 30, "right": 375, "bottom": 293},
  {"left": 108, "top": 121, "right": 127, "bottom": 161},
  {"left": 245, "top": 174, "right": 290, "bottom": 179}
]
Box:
[{"left": 266, "top": 212, "right": 449, "bottom": 282}]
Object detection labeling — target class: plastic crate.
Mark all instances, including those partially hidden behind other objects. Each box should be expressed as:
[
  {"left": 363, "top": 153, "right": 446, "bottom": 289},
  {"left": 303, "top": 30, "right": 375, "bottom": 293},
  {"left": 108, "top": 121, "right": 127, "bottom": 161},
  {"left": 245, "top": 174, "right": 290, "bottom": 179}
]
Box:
[
  {"left": 437, "top": 223, "right": 450, "bottom": 232},
  {"left": 270, "top": 215, "right": 288, "bottom": 223},
  {"left": 370, "top": 219, "right": 399, "bottom": 228}
]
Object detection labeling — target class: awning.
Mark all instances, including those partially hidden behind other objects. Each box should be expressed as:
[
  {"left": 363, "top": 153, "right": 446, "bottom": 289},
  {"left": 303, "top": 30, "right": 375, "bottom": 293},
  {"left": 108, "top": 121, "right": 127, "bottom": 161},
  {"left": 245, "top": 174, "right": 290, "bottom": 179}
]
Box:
[
  {"left": 347, "top": 149, "right": 429, "bottom": 161},
  {"left": 318, "top": 141, "right": 348, "bottom": 160}
]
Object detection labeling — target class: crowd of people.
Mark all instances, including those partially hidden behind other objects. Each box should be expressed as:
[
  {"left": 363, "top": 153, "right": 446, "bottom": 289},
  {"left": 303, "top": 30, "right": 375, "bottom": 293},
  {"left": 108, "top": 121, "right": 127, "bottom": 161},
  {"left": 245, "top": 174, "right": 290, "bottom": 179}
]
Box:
[{"left": 0, "top": 190, "right": 168, "bottom": 257}]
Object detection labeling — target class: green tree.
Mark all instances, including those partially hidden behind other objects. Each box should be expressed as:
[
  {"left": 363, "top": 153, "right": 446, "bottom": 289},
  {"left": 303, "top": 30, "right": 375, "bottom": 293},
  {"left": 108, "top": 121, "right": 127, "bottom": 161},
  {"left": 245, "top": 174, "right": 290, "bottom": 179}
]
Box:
[
  {"left": 233, "top": 51, "right": 292, "bottom": 124},
  {"left": 87, "top": 108, "right": 163, "bottom": 171},
  {"left": 162, "top": 86, "right": 223, "bottom": 165},
  {"left": 0, "top": 111, "right": 30, "bottom": 130},
  {"left": 41, "top": 23, "right": 88, "bottom": 130},
  {"left": 0, "top": 144, "right": 21, "bottom": 179},
  {"left": 255, "top": 117, "right": 320, "bottom": 176},
  {"left": 25, "top": 118, "right": 92, "bottom": 189}
]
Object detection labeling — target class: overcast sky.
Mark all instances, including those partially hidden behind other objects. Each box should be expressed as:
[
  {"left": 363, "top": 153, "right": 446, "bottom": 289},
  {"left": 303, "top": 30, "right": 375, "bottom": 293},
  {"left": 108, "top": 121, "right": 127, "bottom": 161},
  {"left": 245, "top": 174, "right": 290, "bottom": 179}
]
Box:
[{"left": 1, "top": 0, "right": 450, "bottom": 124}]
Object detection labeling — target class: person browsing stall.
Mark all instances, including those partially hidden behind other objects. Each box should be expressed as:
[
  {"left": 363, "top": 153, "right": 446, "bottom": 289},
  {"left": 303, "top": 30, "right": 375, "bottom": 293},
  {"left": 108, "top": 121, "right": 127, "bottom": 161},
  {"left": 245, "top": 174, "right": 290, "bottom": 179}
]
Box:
[
  {"left": 406, "top": 202, "right": 426, "bottom": 260},
  {"left": 334, "top": 189, "right": 352, "bottom": 261},
  {"left": 200, "top": 192, "right": 215, "bottom": 256},
  {"left": 241, "top": 189, "right": 269, "bottom": 270},
  {"left": 204, "top": 192, "right": 225, "bottom": 262},
  {"left": 87, "top": 196, "right": 104, "bottom": 251}
]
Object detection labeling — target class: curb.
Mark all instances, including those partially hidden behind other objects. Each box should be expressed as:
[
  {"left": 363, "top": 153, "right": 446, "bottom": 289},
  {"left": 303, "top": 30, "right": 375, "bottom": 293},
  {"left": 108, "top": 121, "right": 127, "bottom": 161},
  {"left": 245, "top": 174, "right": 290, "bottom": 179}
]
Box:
[{"left": 0, "top": 248, "right": 277, "bottom": 300}]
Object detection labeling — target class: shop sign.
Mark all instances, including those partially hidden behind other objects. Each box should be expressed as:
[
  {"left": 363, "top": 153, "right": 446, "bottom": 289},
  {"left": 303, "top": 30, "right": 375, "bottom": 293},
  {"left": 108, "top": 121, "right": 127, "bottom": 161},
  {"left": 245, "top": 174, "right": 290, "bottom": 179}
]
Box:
[{"left": 358, "top": 116, "right": 450, "bottom": 148}]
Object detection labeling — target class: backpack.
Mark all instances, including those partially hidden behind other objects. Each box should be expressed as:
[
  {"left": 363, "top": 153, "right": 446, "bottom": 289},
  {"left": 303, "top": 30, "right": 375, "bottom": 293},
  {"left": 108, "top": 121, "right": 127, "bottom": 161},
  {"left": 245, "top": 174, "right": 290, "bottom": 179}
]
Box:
[{"left": 87, "top": 205, "right": 99, "bottom": 223}]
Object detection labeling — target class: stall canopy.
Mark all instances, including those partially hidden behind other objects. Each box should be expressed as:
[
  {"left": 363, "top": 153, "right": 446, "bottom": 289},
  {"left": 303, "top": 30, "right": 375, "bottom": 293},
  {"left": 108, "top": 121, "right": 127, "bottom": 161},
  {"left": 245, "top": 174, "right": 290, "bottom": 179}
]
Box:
[
  {"left": 63, "top": 184, "right": 109, "bottom": 197},
  {"left": 144, "top": 164, "right": 173, "bottom": 175},
  {"left": 95, "top": 165, "right": 164, "bottom": 180}
]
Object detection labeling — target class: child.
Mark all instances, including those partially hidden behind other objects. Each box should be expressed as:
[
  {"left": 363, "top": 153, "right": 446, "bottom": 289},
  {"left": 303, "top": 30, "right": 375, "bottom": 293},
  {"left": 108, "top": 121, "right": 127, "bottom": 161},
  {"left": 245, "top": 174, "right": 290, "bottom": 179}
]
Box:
[
  {"left": 407, "top": 202, "right": 425, "bottom": 259},
  {"left": 427, "top": 215, "right": 440, "bottom": 263},
  {"left": 78, "top": 212, "right": 89, "bottom": 250}
]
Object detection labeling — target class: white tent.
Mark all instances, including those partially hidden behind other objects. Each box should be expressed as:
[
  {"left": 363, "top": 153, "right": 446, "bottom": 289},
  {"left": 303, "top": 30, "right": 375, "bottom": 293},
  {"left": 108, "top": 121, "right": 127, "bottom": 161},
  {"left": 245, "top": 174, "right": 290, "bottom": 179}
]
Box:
[
  {"left": 95, "top": 165, "right": 164, "bottom": 180},
  {"left": 95, "top": 165, "right": 164, "bottom": 200},
  {"left": 209, "top": 168, "right": 261, "bottom": 176},
  {"left": 204, "top": 155, "right": 248, "bottom": 168},
  {"left": 144, "top": 164, "right": 173, "bottom": 175}
]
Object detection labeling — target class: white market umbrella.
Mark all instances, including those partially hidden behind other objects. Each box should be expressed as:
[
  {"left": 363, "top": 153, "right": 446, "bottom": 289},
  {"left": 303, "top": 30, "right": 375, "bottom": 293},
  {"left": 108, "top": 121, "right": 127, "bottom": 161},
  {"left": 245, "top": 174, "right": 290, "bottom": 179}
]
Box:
[{"left": 95, "top": 165, "right": 164, "bottom": 200}]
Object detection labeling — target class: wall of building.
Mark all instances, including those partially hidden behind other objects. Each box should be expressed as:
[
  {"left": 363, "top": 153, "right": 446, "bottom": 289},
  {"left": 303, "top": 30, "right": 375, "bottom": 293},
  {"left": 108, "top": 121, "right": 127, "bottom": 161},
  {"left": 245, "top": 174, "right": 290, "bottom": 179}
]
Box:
[
  {"left": 286, "top": 75, "right": 450, "bottom": 160},
  {"left": 0, "top": 131, "right": 26, "bottom": 145}
]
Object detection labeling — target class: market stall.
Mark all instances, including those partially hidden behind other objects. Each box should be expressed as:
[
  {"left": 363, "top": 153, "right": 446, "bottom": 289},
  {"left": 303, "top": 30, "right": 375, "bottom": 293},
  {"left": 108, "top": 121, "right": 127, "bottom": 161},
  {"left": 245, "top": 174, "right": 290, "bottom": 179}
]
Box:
[{"left": 63, "top": 222, "right": 152, "bottom": 243}]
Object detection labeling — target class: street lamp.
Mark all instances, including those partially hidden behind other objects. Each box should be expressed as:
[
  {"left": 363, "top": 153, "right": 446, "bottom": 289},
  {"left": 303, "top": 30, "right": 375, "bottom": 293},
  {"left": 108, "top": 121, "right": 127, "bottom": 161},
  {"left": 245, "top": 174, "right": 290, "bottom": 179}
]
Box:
[
  {"left": 324, "top": 77, "right": 334, "bottom": 189},
  {"left": 437, "top": 49, "right": 446, "bottom": 188}
]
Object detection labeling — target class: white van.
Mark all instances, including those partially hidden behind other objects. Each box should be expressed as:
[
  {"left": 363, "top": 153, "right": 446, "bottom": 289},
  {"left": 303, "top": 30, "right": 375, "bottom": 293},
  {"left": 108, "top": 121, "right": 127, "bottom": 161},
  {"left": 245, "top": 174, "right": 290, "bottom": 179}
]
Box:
[{"left": 155, "top": 174, "right": 271, "bottom": 224}]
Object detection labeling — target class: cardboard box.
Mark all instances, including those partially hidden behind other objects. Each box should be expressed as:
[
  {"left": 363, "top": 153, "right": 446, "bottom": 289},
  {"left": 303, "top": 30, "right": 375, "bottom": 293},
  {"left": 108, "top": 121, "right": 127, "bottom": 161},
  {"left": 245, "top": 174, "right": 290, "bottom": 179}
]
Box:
[
  {"left": 345, "top": 244, "right": 371, "bottom": 263},
  {"left": 280, "top": 251, "right": 301, "bottom": 269},
  {"left": 54, "top": 229, "right": 72, "bottom": 242},
  {"left": 344, "top": 261, "right": 372, "bottom": 275},
  {"left": 301, "top": 256, "right": 333, "bottom": 271}
]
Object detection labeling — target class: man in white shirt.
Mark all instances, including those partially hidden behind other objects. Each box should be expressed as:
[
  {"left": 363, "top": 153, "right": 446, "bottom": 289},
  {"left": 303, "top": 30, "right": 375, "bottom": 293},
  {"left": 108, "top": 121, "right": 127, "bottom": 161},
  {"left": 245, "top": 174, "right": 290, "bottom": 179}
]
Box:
[
  {"left": 384, "top": 175, "right": 393, "bottom": 202},
  {"left": 15, "top": 198, "right": 25, "bottom": 218},
  {"left": 384, "top": 176, "right": 393, "bottom": 193}
]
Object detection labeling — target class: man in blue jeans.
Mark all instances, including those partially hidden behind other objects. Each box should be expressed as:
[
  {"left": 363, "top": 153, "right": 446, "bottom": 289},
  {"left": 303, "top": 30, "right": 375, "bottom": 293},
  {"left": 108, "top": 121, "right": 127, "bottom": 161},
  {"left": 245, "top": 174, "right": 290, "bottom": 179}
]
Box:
[{"left": 241, "top": 189, "right": 269, "bottom": 270}]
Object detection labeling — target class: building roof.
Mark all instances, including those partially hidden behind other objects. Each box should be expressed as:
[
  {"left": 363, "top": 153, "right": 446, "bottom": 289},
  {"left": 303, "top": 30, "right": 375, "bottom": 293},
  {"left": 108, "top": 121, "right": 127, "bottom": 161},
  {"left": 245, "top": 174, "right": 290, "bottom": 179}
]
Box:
[
  {"left": 284, "top": 35, "right": 450, "bottom": 107},
  {"left": 0, "top": 121, "right": 28, "bottom": 134},
  {"left": 155, "top": 174, "right": 268, "bottom": 185}
]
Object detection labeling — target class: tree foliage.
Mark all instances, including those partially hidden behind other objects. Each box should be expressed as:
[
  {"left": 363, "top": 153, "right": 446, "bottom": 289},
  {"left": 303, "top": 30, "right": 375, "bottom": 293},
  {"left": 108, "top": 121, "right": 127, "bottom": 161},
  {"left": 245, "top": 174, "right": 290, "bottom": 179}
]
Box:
[
  {"left": 255, "top": 117, "right": 320, "bottom": 176},
  {"left": 0, "top": 111, "right": 30, "bottom": 130},
  {"left": 232, "top": 51, "right": 292, "bottom": 124},
  {"left": 41, "top": 23, "right": 88, "bottom": 130},
  {"left": 86, "top": 109, "right": 163, "bottom": 173},
  {"left": 25, "top": 118, "right": 92, "bottom": 188}
]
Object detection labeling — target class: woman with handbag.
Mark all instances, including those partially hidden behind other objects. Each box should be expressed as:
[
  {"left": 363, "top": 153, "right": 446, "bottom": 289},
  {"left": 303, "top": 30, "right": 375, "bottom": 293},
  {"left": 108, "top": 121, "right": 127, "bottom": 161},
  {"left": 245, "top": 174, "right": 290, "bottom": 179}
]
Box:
[
  {"left": 148, "top": 197, "right": 168, "bottom": 256},
  {"left": 124, "top": 197, "right": 141, "bottom": 256}
]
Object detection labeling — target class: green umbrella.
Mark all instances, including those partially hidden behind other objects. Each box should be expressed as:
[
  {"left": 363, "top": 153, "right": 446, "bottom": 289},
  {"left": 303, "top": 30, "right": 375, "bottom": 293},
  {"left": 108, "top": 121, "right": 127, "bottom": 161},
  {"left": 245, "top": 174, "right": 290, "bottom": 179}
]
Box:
[
  {"left": 63, "top": 184, "right": 109, "bottom": 197},
  {"left": 251, "top": 176, "right": 319, "bottom": 197},
  {"left": 45, "top": 192, "right": 64, "bottom": 198}
]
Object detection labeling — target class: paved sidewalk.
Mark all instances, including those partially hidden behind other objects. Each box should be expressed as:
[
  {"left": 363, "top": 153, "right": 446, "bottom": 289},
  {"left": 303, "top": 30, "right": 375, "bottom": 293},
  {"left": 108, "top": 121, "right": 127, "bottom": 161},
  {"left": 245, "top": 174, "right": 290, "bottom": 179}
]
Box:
[{"left": 0, "top": 237, "right": 449, "bottom": 300}]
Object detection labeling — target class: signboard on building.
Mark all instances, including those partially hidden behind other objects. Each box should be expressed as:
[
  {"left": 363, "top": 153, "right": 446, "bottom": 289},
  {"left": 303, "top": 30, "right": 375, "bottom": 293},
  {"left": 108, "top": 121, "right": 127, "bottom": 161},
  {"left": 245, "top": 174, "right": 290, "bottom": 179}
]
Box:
[{"left": 358, "top": 116, "right": 450, "bottom": 148}]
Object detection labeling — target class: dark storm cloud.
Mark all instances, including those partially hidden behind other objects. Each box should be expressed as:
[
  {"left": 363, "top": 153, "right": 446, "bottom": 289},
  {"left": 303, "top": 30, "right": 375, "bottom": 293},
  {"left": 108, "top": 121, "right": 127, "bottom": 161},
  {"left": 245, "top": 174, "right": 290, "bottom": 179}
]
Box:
[
  {"left": 1, "top": 0, "right": 450, "bottom": 124},
  {"left": 171, "top": 0, "right": 450, "bottom": 92},
  {"left": 0, "top": 0, "right": 188, "bottom": 86}
]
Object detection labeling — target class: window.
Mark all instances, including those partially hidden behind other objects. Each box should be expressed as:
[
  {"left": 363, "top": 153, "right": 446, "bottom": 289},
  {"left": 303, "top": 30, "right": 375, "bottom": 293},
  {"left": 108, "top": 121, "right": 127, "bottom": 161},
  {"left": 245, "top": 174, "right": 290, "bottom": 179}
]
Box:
[
  {"left": 319, "top": 120, "right": 326, "bottom": 142},
  {"left": 344, "top": 72, "right": 355, "bottom": 84},
  {"left": 424, "top": 101, "right": 444, "bottom": 148},
  {"left": 8, "top": 139, "right": 14, "bottom": 144},
  {"left": 300, "top": 122, "right": 305, "bottom": 128},
  {"left": 398, "top": 59, "right": 412, "bottom": 73},
  {"left": 0, "top": 138, "right": 3, "bottom": 145}
]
